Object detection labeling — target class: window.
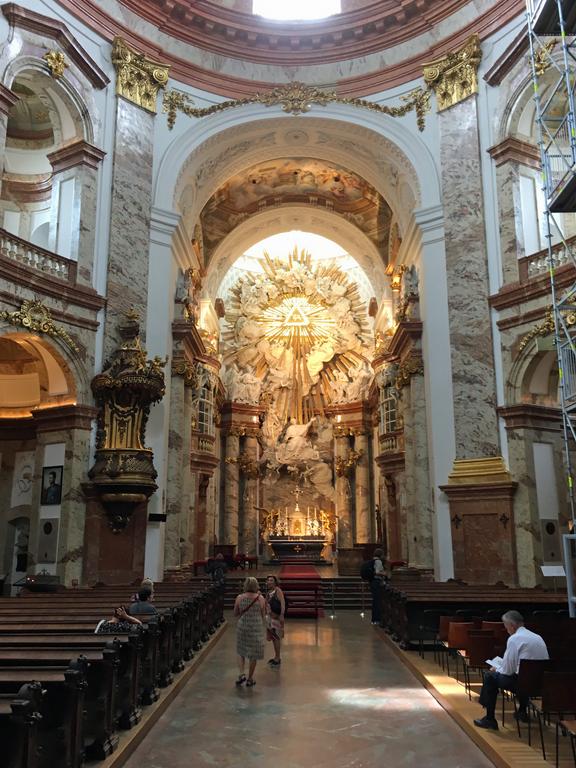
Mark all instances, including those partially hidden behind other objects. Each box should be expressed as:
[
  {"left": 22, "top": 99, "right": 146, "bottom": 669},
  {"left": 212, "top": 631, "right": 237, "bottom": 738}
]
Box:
[
  {"left": 197, "top": 385, "right": 215, "bottom": 436},
  {"left": 379, "top": 384, "right": 397, "bottom": 435},
  {"left": 253, "top": 0, "right": 340, "bottom": 21}
]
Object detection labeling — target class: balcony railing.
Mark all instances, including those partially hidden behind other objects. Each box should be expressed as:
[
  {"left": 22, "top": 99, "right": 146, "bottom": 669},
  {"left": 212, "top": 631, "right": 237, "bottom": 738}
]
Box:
[
  {"left": 0, "top": 228, "right": 77, "bottom": 284},
  {"left": 378, "top": 430, "right": 404, "bottom": 454},
  {"left": 518, "top": 234, "right": 576, "bottom": 283}
]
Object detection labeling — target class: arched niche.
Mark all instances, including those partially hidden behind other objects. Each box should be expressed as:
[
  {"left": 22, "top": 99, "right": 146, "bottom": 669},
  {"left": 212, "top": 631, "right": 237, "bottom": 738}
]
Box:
[
  {"left": 0, "top": 333, "right": 80, "bottom": 418},
  {"left": 154, "top": 106, "right": 440, "bottom": 238},
  {"left": 507, "top": 339, "right": 559, "bottom": 407},
  {"left": 204, "top": 205, "right": 388, "bottom": 299}
]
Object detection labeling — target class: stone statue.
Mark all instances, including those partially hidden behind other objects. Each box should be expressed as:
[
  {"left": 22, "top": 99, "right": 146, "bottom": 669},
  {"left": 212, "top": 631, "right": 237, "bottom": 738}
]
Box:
[
  {"left": 235, "top": 366, "right": 261, "bottom": 405},
  {"left": 275, "top": 417, "right": 318, "bottom": 465},
  {"left": 175, "top": 268, "right": 200, "bottom": 323},
  {"left": 345, "top": 360, "right": 373, "bottom": 402},
  {"left": 329, "top": 368, "right": 350, "bottom": 403}
]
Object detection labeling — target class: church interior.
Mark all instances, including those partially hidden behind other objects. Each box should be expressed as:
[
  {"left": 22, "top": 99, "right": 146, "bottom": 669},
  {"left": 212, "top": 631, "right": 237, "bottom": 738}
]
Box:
[{"left": 0, "top": 0, "right": 576, "bottom": 766}]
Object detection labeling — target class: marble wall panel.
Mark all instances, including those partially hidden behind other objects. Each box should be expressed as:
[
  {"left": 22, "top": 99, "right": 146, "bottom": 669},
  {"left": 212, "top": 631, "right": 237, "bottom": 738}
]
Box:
[
  {"left": 223, "top": 434, "right": 240, "bottom": 545},
  {"left": 335, "top": 435, "right": 353, "bottom": 548},
  {"left": 104, "top": 99, "right": 155, "bottom": 356},
  {"left": 495, "top": 162, "right": 524, "bottom": 286},
  {"left": 439, "top": 98, "right": 499, "bottom": 459},
  {"left": 354, "top": 432, "right": 371, "bottom": 543},
  {"left": 165, "top": 375, "right": 186, "bottom": 568}
]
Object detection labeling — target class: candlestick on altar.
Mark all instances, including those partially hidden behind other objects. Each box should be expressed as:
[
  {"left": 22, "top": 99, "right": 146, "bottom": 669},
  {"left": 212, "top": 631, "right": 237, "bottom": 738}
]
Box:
[{"left": 314, "top": 506, "right": 317, "bottom": 520}]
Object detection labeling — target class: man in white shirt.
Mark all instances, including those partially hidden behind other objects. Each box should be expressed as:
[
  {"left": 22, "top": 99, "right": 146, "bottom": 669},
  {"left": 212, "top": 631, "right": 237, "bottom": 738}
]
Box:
[{"left": 474, "top": 610, "right": 549, "bottom": 731}]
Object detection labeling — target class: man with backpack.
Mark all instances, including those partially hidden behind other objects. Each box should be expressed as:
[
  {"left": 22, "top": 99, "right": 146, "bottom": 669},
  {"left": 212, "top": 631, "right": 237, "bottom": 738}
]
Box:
[{"left": 360, "top": 548, "right": 385, "bottom": 625}]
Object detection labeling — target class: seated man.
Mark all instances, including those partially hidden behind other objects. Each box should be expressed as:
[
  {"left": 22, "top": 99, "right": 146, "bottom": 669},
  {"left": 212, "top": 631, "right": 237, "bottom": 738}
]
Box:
[
  {"left": 474, "top": 610, "right": 549, "bottom": 731},
  {"left": 127, "top": 587, "right": 158, "bottom": 617}
]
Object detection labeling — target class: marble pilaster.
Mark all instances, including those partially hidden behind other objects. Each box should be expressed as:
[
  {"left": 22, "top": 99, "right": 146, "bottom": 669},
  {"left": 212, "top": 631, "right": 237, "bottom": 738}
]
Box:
[
  {"left": 354, "top": 431, "right": 371, "bottom": 543},
  {"left": 439, "top": 98, "right": 499, "bottom": 458},
  {"left": 403, "top": 374, "right": 434, "bottom": 568},
  {"left": 223, "top": 433, "right": 240, "bottom": 546},
  {"left": 47, "top": 141, "right": 106, "bottom": 287},
  {"left": 335, "top": 434, "right": 353, "bottom": 548},
  {"left": 165, "top": 372, "right": 186, "bottom": 568},
  {"left": 240, "top": 435, "right": 259, "bottom": 555},
  {"left": 104, "top": 98, "right": 155, "bottom": 356}
]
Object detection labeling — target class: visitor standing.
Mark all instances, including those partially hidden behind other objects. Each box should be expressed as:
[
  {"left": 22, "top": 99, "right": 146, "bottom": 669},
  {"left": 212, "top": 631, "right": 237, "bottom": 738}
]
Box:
[
  {"left": 234, "top": 576, "right": 266, "bottom": 687},
  {"left": 265, "top": 574, "right": 285, "bottom": 666},
  {"left": 370, "top": 548, "right": 385, "bottom": 625}
]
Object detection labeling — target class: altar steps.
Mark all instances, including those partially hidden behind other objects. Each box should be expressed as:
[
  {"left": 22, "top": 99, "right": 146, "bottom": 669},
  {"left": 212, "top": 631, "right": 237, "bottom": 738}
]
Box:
[{"left": 223, "top": 576, "right": 367, "bottom": 612}]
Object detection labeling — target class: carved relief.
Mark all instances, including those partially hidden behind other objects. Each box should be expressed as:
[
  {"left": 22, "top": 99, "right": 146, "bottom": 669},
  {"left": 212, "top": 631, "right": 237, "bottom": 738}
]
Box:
[
  {"left": 0, "top": 300, "right": 79, "bottom": 353},
  {"left": 112, "top": 37, "right": 170, "bottom": 113}
]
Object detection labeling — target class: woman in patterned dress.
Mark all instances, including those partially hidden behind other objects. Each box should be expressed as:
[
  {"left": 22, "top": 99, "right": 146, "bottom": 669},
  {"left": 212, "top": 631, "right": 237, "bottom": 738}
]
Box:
[{"left": 234, "top": 576, "right": 266, "bottom": 687}]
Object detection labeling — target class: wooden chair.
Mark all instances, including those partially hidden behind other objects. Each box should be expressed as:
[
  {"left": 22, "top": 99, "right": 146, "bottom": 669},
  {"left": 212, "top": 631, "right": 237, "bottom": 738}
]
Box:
[
  {"left": 459, "top": 631, "right": 496, "bottom": 700},
  {"left": 532, "top": 672, "right": 576, "bottom": 765},
  {"left": 560, "top": 720, "right": 576, "bottom": 767}
]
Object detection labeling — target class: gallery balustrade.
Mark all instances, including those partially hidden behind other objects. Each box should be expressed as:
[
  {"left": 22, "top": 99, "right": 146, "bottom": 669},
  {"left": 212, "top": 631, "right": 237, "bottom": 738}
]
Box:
[{"left": 0, "top": 227, "right": 77, "bottom": 284}]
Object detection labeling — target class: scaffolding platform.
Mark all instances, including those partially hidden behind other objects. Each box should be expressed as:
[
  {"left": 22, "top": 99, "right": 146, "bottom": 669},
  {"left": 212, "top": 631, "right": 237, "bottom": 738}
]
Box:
[
  {"left": 550, "top": 173, "right": 576, "bottom": 212},
  {"left": 532, "top": 0, "right": 576, "bottom": 35}
]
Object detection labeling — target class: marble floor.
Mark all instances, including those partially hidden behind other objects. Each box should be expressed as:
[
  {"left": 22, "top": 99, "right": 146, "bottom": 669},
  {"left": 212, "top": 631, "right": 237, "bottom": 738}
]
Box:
[{"left": 124, "top": 614, "right": 494, "bottom": 768}]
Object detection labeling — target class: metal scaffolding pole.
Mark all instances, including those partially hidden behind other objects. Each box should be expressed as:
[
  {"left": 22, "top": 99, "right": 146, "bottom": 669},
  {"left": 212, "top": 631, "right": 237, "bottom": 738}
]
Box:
[{"left": 526, "top": 0, "right": 576, "bottom": 615}]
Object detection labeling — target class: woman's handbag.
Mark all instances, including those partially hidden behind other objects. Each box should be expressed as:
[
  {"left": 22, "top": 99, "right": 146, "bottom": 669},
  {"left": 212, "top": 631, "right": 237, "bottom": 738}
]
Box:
[{"left": 237, "top": 595, "right": 260, "bottom": 617}]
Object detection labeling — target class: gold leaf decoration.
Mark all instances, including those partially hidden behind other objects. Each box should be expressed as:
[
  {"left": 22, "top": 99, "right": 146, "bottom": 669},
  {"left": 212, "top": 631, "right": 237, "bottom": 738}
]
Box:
[
  {"left": 163, "top": 83, "right": 430, "bottom": 132},
  {"left": 43, "top": 50, "right": 68, "bottom": 79},
  {"left": 0, "top": 299, "right": 79, "bottom": 352},
  {"left": 423, "top": 35, "right": 482, "bottom": 112},
  {"left": 112, "top": 37, "right": 170, "bottom": 113}
]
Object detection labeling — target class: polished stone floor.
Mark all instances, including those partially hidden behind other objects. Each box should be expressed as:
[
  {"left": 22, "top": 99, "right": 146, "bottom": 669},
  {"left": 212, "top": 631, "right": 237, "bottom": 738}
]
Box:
[{"left": 124, "top": 614, "right": 493, "bottom": 768}]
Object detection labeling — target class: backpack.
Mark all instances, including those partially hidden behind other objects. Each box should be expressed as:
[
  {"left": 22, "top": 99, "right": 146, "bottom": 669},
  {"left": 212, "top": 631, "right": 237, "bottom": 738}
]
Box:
[
  {"left": 360, "top": 559, "right": 375, "bottom": 582},
  {"left": 270, "top": 590, "right": 289, "bottom": 617}
]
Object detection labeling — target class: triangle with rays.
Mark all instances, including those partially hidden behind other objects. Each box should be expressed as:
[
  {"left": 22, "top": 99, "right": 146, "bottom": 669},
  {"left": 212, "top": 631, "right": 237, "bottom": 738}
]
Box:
[{"left": 284, "top": 303, "right": 309, "bottom": 327}]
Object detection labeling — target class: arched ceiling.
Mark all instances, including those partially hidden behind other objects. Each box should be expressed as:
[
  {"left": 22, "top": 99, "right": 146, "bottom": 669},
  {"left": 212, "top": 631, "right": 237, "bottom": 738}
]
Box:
[{"left": 199, "top": 156, "right": 391, "bottom": 271}]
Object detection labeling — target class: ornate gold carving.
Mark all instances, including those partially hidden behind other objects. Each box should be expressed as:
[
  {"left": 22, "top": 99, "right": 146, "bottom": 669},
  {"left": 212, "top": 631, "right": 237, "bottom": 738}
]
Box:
[
  {"left": 225, "top": 425, "right": 260, "bottom": 438},
  {"left": 335, "top": 449, "right": 363, "bottom": 477},
  {"left": 43, "top": 50, "right": 68, "bottom": 78},
  {"left": 112, "top": 37, "right": 170, "bottom": 113},
  {"left": 533, "top": 40, "right": 557, "bottom": 77},
  {"left": 226, "top": 453, "right": 260, "bottom": 478},
  {"left": 423, "top": 35, "right": 482, "bottom": 112},
  {"left": 171, "top": 359, "right": 198, "bottom": 388},
  {"left": 396, "top": 355, "right": 424, "bottom": 389},
  {"left": 89, "top": 312, "right": 166, "bottom": 531},
  {"left": 518, "top": 306, "right": 576, "bottom": 352},
  {"left": 447, "top": 456, "right": 511, "bottom": 485},
  {"left": 163, "top": 83, "right": 430, "bottom": 132},
  {"left": 0, "top": 299, "right": 79, "bottom": 353}
]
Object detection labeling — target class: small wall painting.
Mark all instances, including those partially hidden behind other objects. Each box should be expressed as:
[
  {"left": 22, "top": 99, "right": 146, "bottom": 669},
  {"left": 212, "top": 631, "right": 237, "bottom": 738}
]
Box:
[{"left": 41, "top": 466, "right": 63, "bottom": 505}]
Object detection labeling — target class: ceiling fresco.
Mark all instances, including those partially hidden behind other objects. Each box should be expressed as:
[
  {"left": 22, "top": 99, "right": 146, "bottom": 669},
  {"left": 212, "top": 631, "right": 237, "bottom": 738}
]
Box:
[{"left": 199, "top": 157, "right": 392, "bottom": 267}]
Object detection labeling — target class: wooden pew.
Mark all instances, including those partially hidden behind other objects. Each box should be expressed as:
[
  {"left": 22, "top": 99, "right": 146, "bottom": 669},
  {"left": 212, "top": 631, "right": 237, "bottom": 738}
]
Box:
[{"left": 0, "top": 681, "right": 43, "bottom": 768}]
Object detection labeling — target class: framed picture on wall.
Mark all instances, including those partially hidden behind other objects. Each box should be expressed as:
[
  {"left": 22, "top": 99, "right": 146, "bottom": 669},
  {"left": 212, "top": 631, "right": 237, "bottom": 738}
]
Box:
[{"left": 41, "top": 466, "right": 63, "bottom": 505}]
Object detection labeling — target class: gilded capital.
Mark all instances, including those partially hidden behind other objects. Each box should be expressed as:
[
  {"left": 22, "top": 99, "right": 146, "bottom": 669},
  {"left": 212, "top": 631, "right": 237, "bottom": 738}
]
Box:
[
  {"left": 423, "top": 35, "right": 482, "bottom": 112},
  {"left": 112, "top": 37, "right": 170, "bottom": 113}
]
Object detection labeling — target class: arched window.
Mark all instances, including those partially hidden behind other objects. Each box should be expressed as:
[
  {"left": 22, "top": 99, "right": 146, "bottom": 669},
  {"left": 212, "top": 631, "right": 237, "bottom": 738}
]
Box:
[{"left": 253, "top": 0, "right": 340, "bottom": 21}]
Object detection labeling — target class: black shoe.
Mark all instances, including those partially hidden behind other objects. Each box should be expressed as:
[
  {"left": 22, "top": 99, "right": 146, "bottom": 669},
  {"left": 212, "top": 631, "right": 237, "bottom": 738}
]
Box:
[
  {"left": 269, "top": 658, "right": 281, "bottom": 667},
  {"left": 473, "top": 717, "right": 499, "bottom": 731},
  {"left": 514, "top": 710, "right": 529, "bottom": 723}
]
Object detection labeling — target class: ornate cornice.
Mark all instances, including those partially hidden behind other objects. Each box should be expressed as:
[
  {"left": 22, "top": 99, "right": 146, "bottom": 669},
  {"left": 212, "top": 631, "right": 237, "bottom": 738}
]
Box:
[
  {"left": 2, "top": 175, "right": 52, "bottom": 203},
  {"left": 49, "top": 0, "right": 522, "bottom": 97},
  {"left": 0, "top": 299, "right": 79, "bottom": 352},
  {"left": 396, "top": 353, "right": 424, "bottom": 389},
  {"left": 488, "top": 137, "right": 541, "bottom": 169},
  {"left": 47, "top": 140, "right": 106, "bottom": 173},
  {"left": 32, "top": 403, "right": 97, "bottom": 432},
  {"left": 171, "top": 358, "right": 197, "bottom": 387},
  {"left": 163, "top": 83, "right": 430, "bottom": 132},
  {"left": 490, "top": 263, "right": 575, "bottom": 313},
  {"left": 497, "top": 404, "right": 562, "bottom": 432},
  {"left": 423, "top": 35, "right": 482, "bottom": 112},
  {"left": 1, "top": 4, "right": 110, "bottom": 89},
  {"left": 112, "top": 37, "right": 170, "bottom": 113}
]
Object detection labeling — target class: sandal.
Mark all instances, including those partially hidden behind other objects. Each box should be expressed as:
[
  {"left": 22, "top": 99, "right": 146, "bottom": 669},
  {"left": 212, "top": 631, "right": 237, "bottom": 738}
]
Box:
[
  {"left": 235, "top": 674, "right": 246, "bottom": 686},
  {"left": 246, "top": 679, "right": 256, "bottom": 687}
]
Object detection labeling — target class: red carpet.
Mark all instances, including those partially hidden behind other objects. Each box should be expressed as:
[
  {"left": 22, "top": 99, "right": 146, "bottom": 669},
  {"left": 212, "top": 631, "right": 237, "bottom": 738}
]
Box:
[{"left": 279, "top": 564, "right": 321, "bottom": 580}]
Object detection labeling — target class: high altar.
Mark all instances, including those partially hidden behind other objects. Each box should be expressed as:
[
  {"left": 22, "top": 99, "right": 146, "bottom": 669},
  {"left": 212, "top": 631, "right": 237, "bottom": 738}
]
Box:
[{"left": 262, "top": 502, "right": 335, "bottom": 562}]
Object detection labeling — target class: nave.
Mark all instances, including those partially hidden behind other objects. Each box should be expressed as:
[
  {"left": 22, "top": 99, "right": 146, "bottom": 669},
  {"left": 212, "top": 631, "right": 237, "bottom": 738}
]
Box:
[{"left": 124, "top": 615, "right": 492, "bottom": 768}]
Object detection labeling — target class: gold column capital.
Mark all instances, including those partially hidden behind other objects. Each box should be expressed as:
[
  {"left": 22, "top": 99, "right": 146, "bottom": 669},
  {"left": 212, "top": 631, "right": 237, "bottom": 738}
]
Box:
[
  {"left": 112, "top": 37, "right": 170, "bottom": 113},
  {"left": 423, "top": 35, "right": 482, "bottom": 112}
]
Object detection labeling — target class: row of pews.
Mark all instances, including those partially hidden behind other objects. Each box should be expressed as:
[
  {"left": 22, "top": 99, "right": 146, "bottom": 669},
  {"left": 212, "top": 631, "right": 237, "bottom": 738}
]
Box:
[
  {"left": 380, "top": 577, "right": 568, "bottom": 649},
  {"left": 0, "top": 580, "right": 224, "bottom": 768}
]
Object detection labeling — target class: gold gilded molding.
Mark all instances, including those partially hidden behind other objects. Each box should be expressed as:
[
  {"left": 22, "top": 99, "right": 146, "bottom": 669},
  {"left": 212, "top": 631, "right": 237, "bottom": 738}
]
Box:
[
  {"left": 171, "top": 359, "right": 198, "bottom": 388},
  {"left": 43, "top": 50, "right": 68, "bottom": 78},
  {"left": 163, "top": 83, "right": 430, "bottom": 132},
  {"left": 112, "top": 37, "right": 170, "bottom": 113},
  {"left": 0, "top": 299, "right": 79, "bottom": 352},
  {"left": 423, "top": 35, "right": 482, "bottom": 112},
  {"left": 518, "top": 307, "right": 576, "bottom": 351},
  {"left": 396, "top": 355, "right": 423, "bottom": 389},
  {"left": 533, "top": 39, "right": 557, "bottom": 77},
  {"left": 447, "top": 456, "right": 511, "bottom": 485},
  {"left": 335, "top": 449, "right": 363, "bottom": 477}
]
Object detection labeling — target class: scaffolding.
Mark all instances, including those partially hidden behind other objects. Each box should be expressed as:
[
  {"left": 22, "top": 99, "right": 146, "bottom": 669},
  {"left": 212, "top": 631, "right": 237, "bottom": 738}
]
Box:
[{"left": 526, "top": 0, "right": 576, "bottom": 616}]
